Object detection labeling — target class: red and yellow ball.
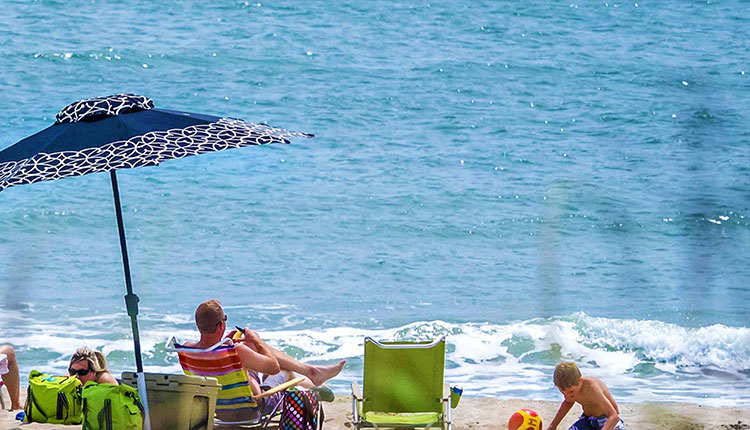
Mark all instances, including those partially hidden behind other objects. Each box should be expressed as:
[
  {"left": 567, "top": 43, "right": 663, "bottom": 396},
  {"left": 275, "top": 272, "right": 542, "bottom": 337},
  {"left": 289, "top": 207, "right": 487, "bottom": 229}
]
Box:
[{"left": 508, "top": 408, "right": 542, "bottom": 430}]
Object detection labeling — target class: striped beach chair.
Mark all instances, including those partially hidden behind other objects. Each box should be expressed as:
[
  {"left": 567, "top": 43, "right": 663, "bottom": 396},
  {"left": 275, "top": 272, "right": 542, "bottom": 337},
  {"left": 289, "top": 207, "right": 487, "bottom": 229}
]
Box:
[{"left": 166, "top": 337, "right": 302, "bottom": 428}]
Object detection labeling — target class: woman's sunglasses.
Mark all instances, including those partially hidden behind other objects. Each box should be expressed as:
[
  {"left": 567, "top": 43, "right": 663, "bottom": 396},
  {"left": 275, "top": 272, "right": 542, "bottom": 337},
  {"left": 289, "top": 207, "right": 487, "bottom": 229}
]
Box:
[{"left": 69, "top": 367, "right": 91, "bottom": 377}]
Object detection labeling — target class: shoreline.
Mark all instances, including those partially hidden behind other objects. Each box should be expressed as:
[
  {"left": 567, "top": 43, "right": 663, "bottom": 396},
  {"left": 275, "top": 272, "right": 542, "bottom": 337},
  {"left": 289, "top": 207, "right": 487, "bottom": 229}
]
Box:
[{"left": 3, "top": 391, "right": 748, "bottom": 430}]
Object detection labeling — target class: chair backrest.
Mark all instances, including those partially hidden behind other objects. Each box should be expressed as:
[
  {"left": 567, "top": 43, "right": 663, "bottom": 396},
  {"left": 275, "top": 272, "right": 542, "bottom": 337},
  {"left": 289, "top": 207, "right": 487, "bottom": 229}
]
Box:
[
  {"left": 173, "top": 340, "right": 259, "bottom": 416},
  {"left": 362, "top": 336, "right": 445, "bottom": 414}
]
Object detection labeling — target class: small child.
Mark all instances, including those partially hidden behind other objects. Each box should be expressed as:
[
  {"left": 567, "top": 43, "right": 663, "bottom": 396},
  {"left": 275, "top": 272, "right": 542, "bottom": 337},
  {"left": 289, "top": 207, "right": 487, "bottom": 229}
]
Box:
[{"left": 546, "top": 362, "right": 625, "bottom": 430}]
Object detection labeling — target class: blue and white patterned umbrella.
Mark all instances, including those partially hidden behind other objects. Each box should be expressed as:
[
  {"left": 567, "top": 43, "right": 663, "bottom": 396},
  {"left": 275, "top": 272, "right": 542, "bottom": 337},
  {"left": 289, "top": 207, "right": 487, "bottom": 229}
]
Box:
[
  {"left": 0, "top": 94, "right": 311, "bottom": 190},
  {"left": 0, "top": 94, "right": 311, "bottom": 421}
]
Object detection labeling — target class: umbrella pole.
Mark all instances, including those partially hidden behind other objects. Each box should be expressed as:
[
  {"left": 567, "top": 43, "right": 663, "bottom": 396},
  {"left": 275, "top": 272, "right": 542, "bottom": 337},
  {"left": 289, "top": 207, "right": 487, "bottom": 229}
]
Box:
[
  {"left": 110, "top": 170, "right": 153, "bottom": 430},
  {"left": 109, "top": 170, "right": 144, "bottom": 373}
]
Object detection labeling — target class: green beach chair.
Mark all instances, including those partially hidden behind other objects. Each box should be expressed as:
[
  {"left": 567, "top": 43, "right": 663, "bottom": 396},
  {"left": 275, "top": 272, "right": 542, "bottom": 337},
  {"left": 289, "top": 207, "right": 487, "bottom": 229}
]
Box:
[{"left": 351, "top": 336, "right": 452, "bottom": 430}]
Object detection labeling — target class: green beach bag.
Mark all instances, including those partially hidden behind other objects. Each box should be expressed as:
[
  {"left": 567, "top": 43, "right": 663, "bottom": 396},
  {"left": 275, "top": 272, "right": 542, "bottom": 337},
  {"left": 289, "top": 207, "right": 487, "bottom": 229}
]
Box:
[
  {"left": 24, "top": 370, "right": 83, "bottom": 424},
  {"left": 82, "top": 381, "right": 144, "bottom": 430}
]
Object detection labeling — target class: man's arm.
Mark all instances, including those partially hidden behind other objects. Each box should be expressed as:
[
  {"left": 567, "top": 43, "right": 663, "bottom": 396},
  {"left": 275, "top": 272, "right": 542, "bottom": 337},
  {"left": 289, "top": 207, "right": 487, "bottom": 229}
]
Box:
[
  {"left": 546, "top": 399, "right": 574, "bottom": 430},
  {"left": 235, "top": 329, "right": 281, "bottom": 375}
]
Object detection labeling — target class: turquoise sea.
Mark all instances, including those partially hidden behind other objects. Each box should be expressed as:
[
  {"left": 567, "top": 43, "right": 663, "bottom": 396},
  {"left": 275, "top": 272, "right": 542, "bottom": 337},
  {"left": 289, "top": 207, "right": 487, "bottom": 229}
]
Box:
[{"left": 1, "top": 1, "right": 748, "bottom": 407}]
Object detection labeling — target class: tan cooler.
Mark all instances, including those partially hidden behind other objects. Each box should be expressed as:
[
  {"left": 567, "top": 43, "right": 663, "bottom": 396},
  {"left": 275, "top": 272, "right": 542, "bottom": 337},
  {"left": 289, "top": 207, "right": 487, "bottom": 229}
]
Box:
[{"left": 122, "top": 372, "right": 220, "bottom": 430}]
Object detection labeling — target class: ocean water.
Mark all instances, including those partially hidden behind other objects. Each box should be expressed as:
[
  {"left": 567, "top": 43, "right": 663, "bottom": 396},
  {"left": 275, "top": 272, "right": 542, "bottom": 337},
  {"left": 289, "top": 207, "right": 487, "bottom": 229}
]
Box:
[{"left": 1, "top": 0, "right": 748, "bottom": 408}]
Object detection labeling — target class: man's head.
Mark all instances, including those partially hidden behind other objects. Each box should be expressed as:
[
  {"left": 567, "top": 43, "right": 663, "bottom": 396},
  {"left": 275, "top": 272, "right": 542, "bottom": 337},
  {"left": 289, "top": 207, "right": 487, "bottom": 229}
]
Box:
[
  {"left": 554, "top": 361, "right": 582, "bottom": 400},
  {"left": 195, "top": 299, "right": 227, "bottom": 335}
]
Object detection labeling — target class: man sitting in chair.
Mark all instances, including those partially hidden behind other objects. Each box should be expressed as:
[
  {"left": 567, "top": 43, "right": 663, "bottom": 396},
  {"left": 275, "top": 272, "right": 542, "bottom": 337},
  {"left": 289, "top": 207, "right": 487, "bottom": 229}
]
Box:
[{"left": 184, "top": 300, "right": 344, "bottom": 416}]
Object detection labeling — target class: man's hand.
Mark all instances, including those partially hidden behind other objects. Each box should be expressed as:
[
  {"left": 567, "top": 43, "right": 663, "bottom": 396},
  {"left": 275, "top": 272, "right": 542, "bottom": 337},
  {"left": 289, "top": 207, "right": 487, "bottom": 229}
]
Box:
[
  {"left": 234, "top": 328, "right": 281, "bottom": 376},
  {"left": 243, "top": 329, "right": 261, "bottom": 343},
  {"left": 239, "top": 328, "right": 263, "bottom": 350}
]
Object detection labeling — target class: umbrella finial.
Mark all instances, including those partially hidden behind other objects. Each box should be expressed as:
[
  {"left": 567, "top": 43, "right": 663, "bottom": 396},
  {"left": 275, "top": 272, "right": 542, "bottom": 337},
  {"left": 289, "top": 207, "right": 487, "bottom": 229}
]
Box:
[{"left": 55, "top": 94, "right": 154, "bottom": 124}]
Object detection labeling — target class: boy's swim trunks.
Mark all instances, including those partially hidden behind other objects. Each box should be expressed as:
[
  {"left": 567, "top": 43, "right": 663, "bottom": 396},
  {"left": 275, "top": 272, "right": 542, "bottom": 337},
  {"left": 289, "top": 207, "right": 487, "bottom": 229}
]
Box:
[{"left": 569, "top": 413, "right": 626, "bottom": 430}]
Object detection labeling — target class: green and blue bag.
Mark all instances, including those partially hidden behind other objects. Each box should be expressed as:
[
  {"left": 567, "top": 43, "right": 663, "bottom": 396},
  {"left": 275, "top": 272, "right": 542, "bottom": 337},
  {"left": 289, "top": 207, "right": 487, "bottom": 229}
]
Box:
[
  {"left": 81, "top": 381, "right": 144, "bottom": 430},
  {"left": 24, "top": 370, "right": 83, "bottom": 424}
]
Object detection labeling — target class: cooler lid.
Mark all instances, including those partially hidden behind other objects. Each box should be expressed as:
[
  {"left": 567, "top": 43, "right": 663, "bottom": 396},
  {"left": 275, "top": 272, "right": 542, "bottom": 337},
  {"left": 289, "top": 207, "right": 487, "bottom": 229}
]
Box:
[{"left": 122, "top": 371, "right": 221, "bottom": 388}]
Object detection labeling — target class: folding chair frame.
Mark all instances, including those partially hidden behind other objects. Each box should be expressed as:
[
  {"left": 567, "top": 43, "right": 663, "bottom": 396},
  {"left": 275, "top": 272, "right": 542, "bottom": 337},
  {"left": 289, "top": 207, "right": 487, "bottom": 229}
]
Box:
[{"left": 351, "top": 337, "right": 452, "bottom": 430}]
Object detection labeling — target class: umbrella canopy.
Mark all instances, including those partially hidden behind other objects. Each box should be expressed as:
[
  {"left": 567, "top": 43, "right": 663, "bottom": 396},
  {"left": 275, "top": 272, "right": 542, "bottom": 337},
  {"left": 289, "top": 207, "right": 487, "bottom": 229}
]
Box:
[
  {"left": 0, "top": 94, "right": 311, "bottom": 427},
  {"left": 0, "top": 93, "right": 311, "bottom": 189}
]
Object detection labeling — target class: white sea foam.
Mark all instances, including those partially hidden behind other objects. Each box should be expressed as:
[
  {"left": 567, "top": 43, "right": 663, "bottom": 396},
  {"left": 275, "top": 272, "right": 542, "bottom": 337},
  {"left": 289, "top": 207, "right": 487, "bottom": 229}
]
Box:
[{"left": 3, "top": 312, "right": 748, "bottom": 406}]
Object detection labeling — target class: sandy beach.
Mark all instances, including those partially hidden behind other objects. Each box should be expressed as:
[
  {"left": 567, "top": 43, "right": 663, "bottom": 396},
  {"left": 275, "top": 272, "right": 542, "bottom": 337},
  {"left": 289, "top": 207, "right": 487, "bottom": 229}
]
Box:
[{"left": 3, "top": 391, "right": 748, "bottom": 430}]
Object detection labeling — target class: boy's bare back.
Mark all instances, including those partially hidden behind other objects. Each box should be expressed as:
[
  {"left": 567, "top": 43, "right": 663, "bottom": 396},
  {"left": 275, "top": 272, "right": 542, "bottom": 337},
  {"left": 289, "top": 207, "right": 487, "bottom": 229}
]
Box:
[
  {"left": 574, "top": 376, "right": 619, "bottom": 417},
  {"left": 548, "top": 362, "right": 624, "bottom": 430}
]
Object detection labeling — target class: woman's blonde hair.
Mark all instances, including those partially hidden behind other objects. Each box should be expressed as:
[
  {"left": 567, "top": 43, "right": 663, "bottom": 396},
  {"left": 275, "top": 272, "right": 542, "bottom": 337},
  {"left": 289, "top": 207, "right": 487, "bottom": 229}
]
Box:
[{"left": 70, "top": 347, "right": 109, "bottom": 374}]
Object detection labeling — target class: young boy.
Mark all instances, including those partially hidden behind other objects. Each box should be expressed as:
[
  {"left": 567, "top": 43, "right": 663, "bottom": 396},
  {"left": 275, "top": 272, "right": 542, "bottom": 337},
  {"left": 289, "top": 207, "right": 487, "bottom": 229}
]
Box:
[{"left": 546, "top": 362, "right": 625, "bottom": 430}]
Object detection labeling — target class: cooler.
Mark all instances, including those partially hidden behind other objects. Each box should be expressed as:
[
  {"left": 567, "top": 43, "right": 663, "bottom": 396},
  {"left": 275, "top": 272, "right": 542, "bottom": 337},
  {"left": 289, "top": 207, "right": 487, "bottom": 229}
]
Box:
[{"left": 122, "top": 372, "right": 220, "bottom": 430}]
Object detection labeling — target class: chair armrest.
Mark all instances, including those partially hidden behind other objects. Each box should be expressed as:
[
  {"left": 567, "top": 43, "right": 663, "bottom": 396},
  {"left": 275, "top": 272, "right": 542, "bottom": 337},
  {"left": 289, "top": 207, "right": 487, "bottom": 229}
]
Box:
[
  {"left": 164, "top": 336, "right": 178, "bottom": 352},
  {"left": 253, "top": 376, "right": 306, "bottom": 400},
  {"left": 351, "top": 382, "right": 363, "bottom": 400},
  {"left": 443, "top": 384, "right": 453, "bottom": 422},
  {"left": 351, "top": 382, "right": 362, "bottom": 423}
]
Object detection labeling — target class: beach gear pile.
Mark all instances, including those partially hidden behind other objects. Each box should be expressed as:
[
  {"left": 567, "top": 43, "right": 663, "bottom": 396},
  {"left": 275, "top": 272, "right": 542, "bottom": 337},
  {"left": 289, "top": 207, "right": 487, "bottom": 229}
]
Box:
[{"left": 23, "top": 370, "right": 144, "bottom": 429}]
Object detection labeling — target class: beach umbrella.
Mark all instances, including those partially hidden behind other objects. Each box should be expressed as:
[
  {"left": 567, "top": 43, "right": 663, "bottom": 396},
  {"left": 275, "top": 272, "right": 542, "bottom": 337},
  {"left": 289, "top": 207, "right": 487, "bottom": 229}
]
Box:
[{"left": 0, "top": 93, "right": 312, "bottom": 428}]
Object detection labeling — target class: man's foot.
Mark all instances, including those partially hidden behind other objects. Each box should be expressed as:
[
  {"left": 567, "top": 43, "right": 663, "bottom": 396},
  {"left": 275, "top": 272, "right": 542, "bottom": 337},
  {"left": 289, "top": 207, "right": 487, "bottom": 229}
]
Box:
[{"left": 309, "top": 360, "right": 345, "bottom": 386}]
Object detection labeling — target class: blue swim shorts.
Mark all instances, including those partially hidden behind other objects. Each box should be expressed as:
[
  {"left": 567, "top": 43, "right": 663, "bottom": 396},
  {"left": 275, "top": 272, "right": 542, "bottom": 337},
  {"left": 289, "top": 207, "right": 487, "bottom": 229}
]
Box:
[{"left": 569, "top": 414, "right": 626, "bottom": 430}]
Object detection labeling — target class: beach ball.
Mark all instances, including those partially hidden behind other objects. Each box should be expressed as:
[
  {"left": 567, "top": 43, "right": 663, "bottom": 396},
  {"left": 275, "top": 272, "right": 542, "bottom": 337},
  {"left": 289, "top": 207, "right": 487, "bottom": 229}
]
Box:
[{"left": 508, "top": 408, "right": 542, "bottom": 430}]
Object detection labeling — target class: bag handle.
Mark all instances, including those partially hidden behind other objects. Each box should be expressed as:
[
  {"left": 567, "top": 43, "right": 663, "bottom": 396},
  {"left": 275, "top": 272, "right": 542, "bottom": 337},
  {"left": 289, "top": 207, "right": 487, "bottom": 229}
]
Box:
[
  {"left": 96, "top": 398, "right": 113, "bottom": 430},
  {"left": 298, "top": 391, "right": 322, "bottom": 430},
  {"left": 58, "top": 376, "right": 81, "bottom": 423},
  {"left": 85, "top": 396, "right": 112, "bottom": 430},
  {"left": 24, "top": 386, "right": 33, "bottom": 422},
  {"left": 82, "top": 397, "right": 89, "bottom": 430},
  {"left": 25, "top": 386, "right": 51, "bottom": 422},
  {"left": 124, "top": 389, "right": 145, "bottom": 415},
  {"left": 124, "top": 387, "right": 147, "bottom": 429},
  {"left": 57, "top": 391, "right": 68, "bottom": 421},
  {"left": 300, "top": 392, "right": 315, "bottom": 430}
]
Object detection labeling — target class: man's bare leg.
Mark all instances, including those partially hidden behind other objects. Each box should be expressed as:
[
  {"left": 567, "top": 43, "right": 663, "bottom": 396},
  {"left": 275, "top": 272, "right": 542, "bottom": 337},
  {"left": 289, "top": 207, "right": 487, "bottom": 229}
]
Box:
[
  {"left": 253, "top": 338, "right": 345, "bottom": 386},
  {"left": 0, "top": 345, "right": 22, "bottom": 410}
]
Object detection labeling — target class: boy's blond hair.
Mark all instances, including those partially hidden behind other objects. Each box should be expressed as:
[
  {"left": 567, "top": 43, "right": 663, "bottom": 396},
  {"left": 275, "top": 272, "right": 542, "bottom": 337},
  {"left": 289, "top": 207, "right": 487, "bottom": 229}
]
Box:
[{"left": 554, "top": 361, "right": 582, "bottom": 389}]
